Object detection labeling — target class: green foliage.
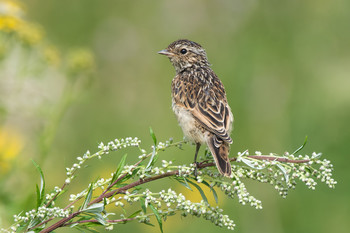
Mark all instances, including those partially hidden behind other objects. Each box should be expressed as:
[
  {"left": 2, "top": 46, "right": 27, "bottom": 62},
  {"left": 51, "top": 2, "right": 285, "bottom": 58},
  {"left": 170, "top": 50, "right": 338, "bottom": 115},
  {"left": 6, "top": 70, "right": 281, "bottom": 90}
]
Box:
[
  {"left": 1, "top": 1, "right": 347, "bottom": 233},
  {"left": 0, "top": 132, "right": 336, "bottom": 233},
  {"left": 32, "top": 160, "right": 45, "bottom": 209}
]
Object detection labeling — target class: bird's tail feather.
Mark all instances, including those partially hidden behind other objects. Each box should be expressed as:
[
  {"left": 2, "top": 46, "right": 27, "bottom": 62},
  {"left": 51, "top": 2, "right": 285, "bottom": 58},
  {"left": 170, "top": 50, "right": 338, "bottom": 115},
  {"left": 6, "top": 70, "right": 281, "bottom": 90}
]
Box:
[{"left": 207, "top": 135, "right": 232, "bottom": 177}]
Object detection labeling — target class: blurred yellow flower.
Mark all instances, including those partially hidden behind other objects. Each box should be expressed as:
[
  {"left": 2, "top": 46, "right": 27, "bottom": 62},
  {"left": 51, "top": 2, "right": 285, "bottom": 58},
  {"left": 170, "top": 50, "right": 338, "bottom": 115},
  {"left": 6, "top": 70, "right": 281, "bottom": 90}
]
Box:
[
  {"left": 0, "top": 0, "right": 24, "bottom": 17},
  {"left": 43, "top": 45, "right": 61, "bottom": 66},
  {"left": 0, "top": 126, "right": 23, "bottom": 174},
  {"left": 0, "top": 15, "right": 20, "bottom": 31},
  {"left": 67, "top": 49, "right": 95, "bottom": 76},
  {"left": 0, "top": 1, "right": 42, "bottom": 45},
  {"left": 17, "top": 22, "right": 43, "bottom": 45}
]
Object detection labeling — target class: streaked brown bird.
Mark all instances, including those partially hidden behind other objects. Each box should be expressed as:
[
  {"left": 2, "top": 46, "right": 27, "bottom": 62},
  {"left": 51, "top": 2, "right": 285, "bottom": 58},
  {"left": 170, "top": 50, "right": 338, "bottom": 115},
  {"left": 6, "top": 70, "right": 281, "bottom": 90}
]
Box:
[{"left": 158, "top": 39, "right": 234, "bottom": 177}]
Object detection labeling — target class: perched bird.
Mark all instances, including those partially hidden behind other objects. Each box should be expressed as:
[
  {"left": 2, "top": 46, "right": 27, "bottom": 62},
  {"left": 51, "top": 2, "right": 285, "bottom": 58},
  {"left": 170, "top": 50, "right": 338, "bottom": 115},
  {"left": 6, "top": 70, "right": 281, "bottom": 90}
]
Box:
[{"left": 158, "top": 39, "right": 234, "bottom": 177}]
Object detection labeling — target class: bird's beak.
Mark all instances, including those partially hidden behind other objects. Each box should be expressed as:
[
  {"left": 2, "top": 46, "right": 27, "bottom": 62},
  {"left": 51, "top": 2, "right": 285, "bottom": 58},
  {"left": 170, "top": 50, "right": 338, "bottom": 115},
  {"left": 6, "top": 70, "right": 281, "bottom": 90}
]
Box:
[{"left": 158, "top": 49, "right": 174, "bottom": 57}]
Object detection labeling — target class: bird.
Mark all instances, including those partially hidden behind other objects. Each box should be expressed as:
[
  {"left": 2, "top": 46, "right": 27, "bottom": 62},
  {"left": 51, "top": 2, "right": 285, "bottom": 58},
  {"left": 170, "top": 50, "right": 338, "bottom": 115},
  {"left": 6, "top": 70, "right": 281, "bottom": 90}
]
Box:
[{"left": 158, "top": 39, "right": 234, "bottom": 177}]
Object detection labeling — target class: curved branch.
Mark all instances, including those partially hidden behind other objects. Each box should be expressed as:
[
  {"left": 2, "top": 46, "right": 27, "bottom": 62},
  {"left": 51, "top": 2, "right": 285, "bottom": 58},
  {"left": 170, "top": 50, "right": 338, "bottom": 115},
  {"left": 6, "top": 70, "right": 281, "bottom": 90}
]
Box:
[
  {"left": 197, "top": 155, "right": 310, "bottom": 169},
  {"left": 245, "top": 155, "right": 309, "bottom": 163},
  {"left": 89, "top": 171, "right": 179, "bottom": 205},
  {"left": 39, "top": 154, "right": 309, "bottom": 233}
]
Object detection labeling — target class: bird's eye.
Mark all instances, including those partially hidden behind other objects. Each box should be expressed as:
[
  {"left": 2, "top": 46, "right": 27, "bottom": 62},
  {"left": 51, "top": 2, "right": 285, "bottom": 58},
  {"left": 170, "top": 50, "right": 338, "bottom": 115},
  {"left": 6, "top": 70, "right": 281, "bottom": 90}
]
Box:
[{"left": 180, "top": 48, "right": 187, "bottom": 54}]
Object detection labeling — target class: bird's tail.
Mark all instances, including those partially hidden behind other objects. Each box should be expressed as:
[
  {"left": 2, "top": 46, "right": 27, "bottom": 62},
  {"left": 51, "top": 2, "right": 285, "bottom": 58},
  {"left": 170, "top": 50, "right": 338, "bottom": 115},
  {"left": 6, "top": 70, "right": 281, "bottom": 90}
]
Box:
[{"left": 207, "top": 135, "right": 232, "bottom": 177}]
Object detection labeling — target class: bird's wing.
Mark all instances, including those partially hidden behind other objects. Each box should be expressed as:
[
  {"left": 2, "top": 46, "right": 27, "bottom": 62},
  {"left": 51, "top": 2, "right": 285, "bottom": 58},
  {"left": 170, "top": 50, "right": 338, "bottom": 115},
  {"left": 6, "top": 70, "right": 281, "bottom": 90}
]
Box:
[{"left": 172, "top": 71, "right": 233, "bottom": 143}]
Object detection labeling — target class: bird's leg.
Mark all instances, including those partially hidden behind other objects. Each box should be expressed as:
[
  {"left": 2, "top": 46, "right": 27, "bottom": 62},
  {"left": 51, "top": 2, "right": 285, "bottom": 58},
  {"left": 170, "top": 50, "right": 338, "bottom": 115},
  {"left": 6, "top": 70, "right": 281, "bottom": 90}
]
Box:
[{"left": 193, "top": 143, "right": 201, "bottom": 178}]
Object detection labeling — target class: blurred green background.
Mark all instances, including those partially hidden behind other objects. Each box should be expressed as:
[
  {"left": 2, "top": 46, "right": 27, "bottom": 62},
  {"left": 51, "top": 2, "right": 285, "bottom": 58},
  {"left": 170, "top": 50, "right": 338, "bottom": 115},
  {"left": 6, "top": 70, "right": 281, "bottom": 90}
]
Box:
[{"left": 1, "top": 0, "right": 349, "bottom": 232}]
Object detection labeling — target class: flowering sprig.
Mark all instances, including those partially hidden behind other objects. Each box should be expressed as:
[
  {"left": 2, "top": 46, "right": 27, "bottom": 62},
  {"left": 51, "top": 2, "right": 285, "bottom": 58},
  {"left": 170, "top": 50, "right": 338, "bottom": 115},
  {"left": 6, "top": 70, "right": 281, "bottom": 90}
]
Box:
[{"left": 0, "top": 133, "right": 336, "bottom": 233}]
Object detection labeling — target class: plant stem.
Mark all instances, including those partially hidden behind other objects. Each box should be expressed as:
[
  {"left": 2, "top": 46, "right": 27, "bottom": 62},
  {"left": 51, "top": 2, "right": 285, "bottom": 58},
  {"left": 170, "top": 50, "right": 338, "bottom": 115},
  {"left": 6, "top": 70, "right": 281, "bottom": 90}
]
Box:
[{"left": 37, "top": 154, "right": 310, "bottom": 232}]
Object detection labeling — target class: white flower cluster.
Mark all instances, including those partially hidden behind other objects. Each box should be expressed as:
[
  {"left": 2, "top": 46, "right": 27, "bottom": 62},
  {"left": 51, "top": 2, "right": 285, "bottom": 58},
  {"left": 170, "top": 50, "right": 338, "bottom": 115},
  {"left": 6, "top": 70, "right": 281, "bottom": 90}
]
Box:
[
  {"left": 94, "top": 177, "right": 111, "bottom": 190},
  {"left": 232, "top": 151, "right": 336, "bottom": 198},
  {"left": 98, "top": 137, "right": 141, "bottom": 153},
  {"left": 121, "top": 188, "right": 234, "bottom": 230},
  {"left": 233, "top": 160, "right": 292, "bottom": 198},
  {"left": 121, "top": 188, "right": 235, "bottom": 230},
  {"left": 161, "top": 160, "right": 173, "bottom": 168},
  {"left": 45, "top": 186, "right": 62, "bottom": 204},
  {"left": 13, "top": 206, "right": 70, "bottom": 224},
  {"left": 312, "top": 158, "right": 337, "bottom": 189},
  {"left": 159, "top": 189, "right": 235, "bottom": 230},
  {"left": 138, "top": 149, "right": 148, "bottom": 159},
  {"left": 64, "top": 137, "right": 141, "bottom": 182},
  {"left": 69, "top": 178, "right": 110, "bottom": 202},
  {"left": 219, "top": 177, "right": 263, "bottom": 209},
  {"left": 123, "top": 191, "right": 142, "bottom": 203},
  {"left": 121, "top": 165, "right": 137, "bottom": 175},
  {"left": 155, "top": 138, "right": 173, "bottom": 150},
  {"left": 177, "top": 164, "right": 195, "bottom": 177},
  {"left": 69, "top": 189, "right": 89, "bottom": 201}
]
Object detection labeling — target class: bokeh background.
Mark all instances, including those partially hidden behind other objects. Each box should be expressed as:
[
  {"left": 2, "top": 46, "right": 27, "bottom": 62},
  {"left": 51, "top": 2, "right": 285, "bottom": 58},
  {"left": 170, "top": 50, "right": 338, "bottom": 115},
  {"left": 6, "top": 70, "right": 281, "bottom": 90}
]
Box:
[{"left": 1, "top": 0, "right": 349, "bottom": 232}]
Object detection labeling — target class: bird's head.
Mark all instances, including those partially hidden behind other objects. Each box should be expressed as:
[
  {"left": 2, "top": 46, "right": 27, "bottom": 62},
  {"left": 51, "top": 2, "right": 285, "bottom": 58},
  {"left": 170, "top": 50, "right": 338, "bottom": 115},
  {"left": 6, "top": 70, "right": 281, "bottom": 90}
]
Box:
[{"left": 158, "top": 39, "right": 210, "bottom": 73}]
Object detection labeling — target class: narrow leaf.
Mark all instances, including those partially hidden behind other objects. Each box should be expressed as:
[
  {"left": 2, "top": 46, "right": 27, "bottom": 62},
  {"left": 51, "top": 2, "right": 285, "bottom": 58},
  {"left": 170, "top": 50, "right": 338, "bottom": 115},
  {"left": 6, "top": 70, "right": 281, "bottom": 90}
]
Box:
[
  {"left": 82, "top": 183, "right": 94, "bottom": 210},
  {"left": 241, "top": 158, "right": 264, "bottom": 170},
  {"left": 32, "top": 160, "right": 45, "bottom": 208},
  {"left": 128, "top": 210, "right": 142, "bottom": 218},
  {"left": 84, "top": 203, "right": 105, "bottom": 214},
  {"left": 35, "top": 184, "right": 41, "bottom": 209},
  {"left": 140, "top": 198, "right": 147, "bottom": 214},
  {"left": 292, "top": 136, "right": 308, "bottom": 155},
  {"left": 201, "top": 180, "right": 218, "bottom": 204},
  {"left": 111, "top": 154, "right": 127, "bottom": 185},
  {"left": 146, "top": 145, "right": 157, "bottom": 170},
  {"left": 93, "top": 213, "right": 107, "bottom": 225},
  {"left": 276, "top": 164, "right": 289, "bottom": 183},
  {"left": 149, "top": 204, "right": 163, "bottom": 233},
  {"left": 28, "top": 217, "right": 41, "bottom": 229},
  {"left": 149, "top": 127, "right": 157, "bottom": 145},
  {"left": 175, "top": 177, "right": 192, "bottom": 191},
  {"left": 143, "top": 222, "right": 155, "bottom": 227},
  {"left": 187, "top": 179, "right": 208, "bottom": 204}
]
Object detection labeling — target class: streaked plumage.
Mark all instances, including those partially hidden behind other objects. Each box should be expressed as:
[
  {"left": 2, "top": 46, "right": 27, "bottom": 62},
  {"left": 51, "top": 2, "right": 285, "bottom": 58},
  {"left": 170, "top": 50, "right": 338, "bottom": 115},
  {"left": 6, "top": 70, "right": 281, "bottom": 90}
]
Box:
[{"left": 159, "top": 39, "right": 234, "bottom": 177}]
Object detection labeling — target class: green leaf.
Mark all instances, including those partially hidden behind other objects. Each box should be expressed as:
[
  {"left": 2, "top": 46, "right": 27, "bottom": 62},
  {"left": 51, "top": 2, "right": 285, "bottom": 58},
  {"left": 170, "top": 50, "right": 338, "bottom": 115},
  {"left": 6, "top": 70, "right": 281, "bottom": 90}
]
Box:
[
  {"left": 81, "top": 183, "right": 94, "bottom": 210},
  {"left": 28, "top": 217, "right": 42, "bottom": 229},
  {"left": 276, "top": 164, "right": 289, "bottom": 183},
  {"left": 75, "top": 216, "right": 92, "bottom": 222},
  {"left": 93, "top": 213, "right": 107, "bottom": 225},
  {"left": 175, "top": 177, "right": 192, "bottom": 191},
  {"left": 32, "top": 160, "right": 45, "bottom": 208},
  {"left": 292, "top": 136, "right": 308, "bottom": 155},
  {"left": 241, "top": 158, "right": 264, "bottom": 170},
  {"left": 149, "top": 127, "right": 157, "bottom": 145},
  {"left": 35, "top": 184, "right": 41, "bottom": 209},
  {"left": 201, "top": 180, "right": 218, "bottom": 204},
  {"left": 84, "top": 203, "right": 105, "bottom": 214},
  {"left": 140, "top": 197, "right": 147, "bottom": 214},
  {"left": 111, "top": 154, "right": 127, "bottom": 185},
  {"left": 187, "top": 179, "right": 208, "bottom": 204},
  {"left": 143, "top": 222, "right": 155, "bottom": 227},
  {"left": 131, "top": 167, "right": 141, "bottom": 176},
  {"left": 146, "top": 145, "right": 157, "bottom": 170},
  {"left": 149, "top": 204, "right": 163, "bottom": 233},
  {"left": 128, "top": 210, "right": 142, "bottom": 218}
]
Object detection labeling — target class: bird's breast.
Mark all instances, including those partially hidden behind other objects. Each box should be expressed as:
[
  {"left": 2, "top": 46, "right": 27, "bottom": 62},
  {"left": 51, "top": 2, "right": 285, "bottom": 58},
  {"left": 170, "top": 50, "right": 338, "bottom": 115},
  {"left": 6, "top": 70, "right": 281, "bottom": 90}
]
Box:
[{"left": 172, "top": 102, "right": 208, "bottom": 144}]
